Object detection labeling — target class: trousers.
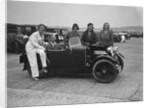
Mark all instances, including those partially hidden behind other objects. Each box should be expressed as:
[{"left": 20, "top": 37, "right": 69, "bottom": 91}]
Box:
[{"left": 26, "top": 48, "right": 47, "bottom": 78}]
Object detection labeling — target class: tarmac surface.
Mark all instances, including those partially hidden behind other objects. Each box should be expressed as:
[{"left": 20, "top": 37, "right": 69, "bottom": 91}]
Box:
[{"left": 7, "top": 38, "right": 143, "bottom": 107}]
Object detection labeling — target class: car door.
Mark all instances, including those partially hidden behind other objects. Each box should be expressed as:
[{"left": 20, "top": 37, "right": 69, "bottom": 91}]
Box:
[
  {"left": 69, "top": 46, "right": 86, "bottom": 68},
  {"left": 46, "top": 46, "right": 86, "bottom": 68}
]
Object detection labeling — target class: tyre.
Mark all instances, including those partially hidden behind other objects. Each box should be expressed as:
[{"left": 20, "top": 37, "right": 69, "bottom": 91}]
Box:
[
  {"left": 92, "top": 59, "right": 117, "bottom": 83},
  {"left": 116, "top": 54, "right": 124, "bottom": 72}
]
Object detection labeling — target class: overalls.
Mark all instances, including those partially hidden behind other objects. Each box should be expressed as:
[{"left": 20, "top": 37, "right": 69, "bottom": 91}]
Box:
[{"left": 25, "top": 31, "right": 47, "bottom": 78}]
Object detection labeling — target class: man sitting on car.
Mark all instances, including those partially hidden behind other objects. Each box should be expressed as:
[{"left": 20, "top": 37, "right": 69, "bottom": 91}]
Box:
[
  {"left": 44, "top": 34, "right": 60, "bottom": 50},
  {"left": 25, "top": 24, "right": 47, "bottom": 81}
]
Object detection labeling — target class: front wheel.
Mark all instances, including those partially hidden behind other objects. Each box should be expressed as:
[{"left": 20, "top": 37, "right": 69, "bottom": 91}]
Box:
[
  {"left": 116, "top": 54, "right": 124, "bottom": 73},
  {"left": 92, "top": 59, "right": 117, "bottom": 83}
]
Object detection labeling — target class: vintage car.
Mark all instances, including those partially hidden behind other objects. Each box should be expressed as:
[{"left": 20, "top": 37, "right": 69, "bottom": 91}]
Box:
[
  {"left": 7, "top": 23, "right": 19, "bottom": 52},
  {"left": 130, "top": 31, "right": 143, "bottom": 38},
  {"left": 113, "top": 32, "right": 122, "bottom": 42},
  {"left": 19, "top": 37, "right": 124, "bottom": 83},
  {"left": 7, "top": 23, "right": 68, "bottom": 54},
  {"left": 118, "top": 32, "right": 131, "bottom": 40},
  {"left": 7, "top": 23, "right": 37, "bottom": 53}
]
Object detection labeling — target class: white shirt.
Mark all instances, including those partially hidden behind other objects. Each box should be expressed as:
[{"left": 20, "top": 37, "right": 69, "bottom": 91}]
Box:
[{"left": 26, "top": 31, "right": 45, "bottom": 52}]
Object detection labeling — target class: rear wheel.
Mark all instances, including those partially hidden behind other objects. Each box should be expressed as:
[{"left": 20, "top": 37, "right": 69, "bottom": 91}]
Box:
[{"left": 92, "top": 59, "right": 117, "bottom": 83}]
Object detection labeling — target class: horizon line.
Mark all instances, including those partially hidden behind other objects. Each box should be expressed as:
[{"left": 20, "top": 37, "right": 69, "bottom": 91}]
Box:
[{"left": 6, "top": 22, "right": 143, "bottom": 29}]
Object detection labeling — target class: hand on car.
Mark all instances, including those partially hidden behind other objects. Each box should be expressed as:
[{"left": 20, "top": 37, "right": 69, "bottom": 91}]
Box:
[{"left": 38, "top": 40, "right": 44, "bottom": 46}]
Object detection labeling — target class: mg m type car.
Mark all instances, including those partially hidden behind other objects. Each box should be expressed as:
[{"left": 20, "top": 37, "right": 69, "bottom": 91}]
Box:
[{"left": 20, "top": 36, "right": 124, "bottom": 83}]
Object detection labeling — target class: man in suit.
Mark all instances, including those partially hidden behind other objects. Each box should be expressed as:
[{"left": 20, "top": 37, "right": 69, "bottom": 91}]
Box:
[{"left": 45, "top": 33, "right": 60, "bottom": 49}]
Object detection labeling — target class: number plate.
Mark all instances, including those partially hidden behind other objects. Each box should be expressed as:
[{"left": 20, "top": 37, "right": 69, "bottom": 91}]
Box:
[{"left": 94, "top": 51, "right": 107, "bottom": 55}]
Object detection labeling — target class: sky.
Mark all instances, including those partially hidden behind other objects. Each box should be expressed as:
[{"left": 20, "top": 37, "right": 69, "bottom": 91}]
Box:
[{"left": 7, "top": 0, "right": 143, "bottom": 28}]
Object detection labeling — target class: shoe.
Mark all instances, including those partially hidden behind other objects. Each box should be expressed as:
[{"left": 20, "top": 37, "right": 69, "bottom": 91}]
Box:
[
  {"left": 42, "top": 68, "right": 48, "bottom": 73},
  {"left": 33, "top": 77, "right": 39, "bottom": 81}
]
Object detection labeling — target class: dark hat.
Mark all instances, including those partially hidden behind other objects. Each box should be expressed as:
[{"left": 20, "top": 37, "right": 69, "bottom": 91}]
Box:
[
  {"left": 72, "top": 23, "right": 79, "bottom": 30},
  {"left": 37, "top": 24, "right": 47, "bottom": 29},
  {"left": 87, "top": 23, "right": 93, "bottom": 27}
]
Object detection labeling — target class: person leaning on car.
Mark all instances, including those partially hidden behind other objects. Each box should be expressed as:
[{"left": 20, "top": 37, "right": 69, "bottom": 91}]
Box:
[
  {"left": 81, "top": 23, "right": 97, "bottom": 47},
  {"left": 97, "top": 22, "right": 114, "bottom": 47},
  {"left": 64, "top": 23, "right": 80, "bottom": 45},
  {"left": 97, "top": 22, "right": 116, "bottom": 56},
  {"left": 25, "top": 24, "right": 48, "bottom": 81}
]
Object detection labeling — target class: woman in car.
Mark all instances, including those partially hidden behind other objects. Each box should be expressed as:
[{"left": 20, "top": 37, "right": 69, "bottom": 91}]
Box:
[
  {"left": 25, "top": 24, "right": 47, "bottom": 81},
  {"left": 81, "top": 23, "right": 97, "bottom": 47},
  {"left": 64, "top": 23, "right": 80, "bottom": 44}
]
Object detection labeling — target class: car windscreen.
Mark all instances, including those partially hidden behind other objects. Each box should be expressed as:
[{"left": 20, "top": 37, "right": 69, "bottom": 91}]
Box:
[{"left": 69, "top": 37, "right": 82, "bottom": 47}]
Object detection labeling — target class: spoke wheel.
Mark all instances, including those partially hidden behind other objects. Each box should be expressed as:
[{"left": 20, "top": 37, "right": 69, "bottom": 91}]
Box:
[{"left": 93, "top": 59, "right": 117, "bottom": 83}]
